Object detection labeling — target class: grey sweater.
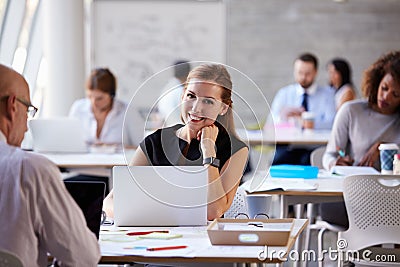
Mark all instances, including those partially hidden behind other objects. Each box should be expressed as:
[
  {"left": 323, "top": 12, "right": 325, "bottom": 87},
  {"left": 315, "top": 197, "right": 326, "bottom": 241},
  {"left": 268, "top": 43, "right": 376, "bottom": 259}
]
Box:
[{"left": 323, "top": 99, "right": 400, "bottom": 170}]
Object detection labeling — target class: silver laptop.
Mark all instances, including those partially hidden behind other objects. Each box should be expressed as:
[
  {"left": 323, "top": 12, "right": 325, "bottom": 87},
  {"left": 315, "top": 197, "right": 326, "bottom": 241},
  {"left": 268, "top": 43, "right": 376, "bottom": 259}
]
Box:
[
  {"left": 29, "top": 118, "right": 88, "bottom": 153},
  {"left": 113, "top": 166, "right": 208, "bottom": 226}
]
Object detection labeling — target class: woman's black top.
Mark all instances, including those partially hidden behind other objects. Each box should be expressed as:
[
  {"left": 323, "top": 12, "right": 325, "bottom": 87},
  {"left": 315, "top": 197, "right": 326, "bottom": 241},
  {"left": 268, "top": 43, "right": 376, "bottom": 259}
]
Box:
[{"left": 139, "top": 124, "right": 247, "bottom": 172}]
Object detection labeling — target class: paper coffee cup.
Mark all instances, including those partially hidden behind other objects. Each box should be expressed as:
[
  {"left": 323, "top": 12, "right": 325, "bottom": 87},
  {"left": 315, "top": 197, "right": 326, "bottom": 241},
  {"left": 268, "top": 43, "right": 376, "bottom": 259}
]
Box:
[
  {"left": 378, "top": 143, "right": 399, "bottom": 174},
  {"left": 245, "top": 194, "right": 272, "bottom": 219},
  {"left": 301, "top": 111, "right": 315, "bottom": 130}
]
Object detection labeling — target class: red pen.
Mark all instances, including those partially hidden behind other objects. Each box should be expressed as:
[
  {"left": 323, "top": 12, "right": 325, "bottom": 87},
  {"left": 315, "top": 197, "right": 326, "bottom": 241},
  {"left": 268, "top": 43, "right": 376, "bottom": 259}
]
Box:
[
  {"left": 147, "top": 245, "right": 187, "bottom": 251},
  {"left": 126, "top": 230, "right": 169, "bottom": 236}
]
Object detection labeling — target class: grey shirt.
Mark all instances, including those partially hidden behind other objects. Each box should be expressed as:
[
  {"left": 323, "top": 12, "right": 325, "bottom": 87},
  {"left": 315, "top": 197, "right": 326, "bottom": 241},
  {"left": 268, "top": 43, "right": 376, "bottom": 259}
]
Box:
[{"left": 323, "top": 100, "right": 400, "bottom": 170}]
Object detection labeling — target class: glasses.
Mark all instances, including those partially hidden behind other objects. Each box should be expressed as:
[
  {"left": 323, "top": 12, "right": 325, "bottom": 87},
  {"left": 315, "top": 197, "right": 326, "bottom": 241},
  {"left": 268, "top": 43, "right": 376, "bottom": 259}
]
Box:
[
  {"left": 1, "top": 96, "right": 38, "bottom": 119},
  {"left": 16, "top": 97, "right": 38, "bottom": 119}
]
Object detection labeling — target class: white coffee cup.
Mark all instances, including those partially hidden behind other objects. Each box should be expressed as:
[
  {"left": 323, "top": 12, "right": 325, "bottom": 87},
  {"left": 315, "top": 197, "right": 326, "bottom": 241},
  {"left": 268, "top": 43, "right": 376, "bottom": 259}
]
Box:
[
  {"left": 378, "top": 143, "right": 399, "bottom": 174},
  {"left": 245, "top": 194, "right": 272, "bottom": 219}
]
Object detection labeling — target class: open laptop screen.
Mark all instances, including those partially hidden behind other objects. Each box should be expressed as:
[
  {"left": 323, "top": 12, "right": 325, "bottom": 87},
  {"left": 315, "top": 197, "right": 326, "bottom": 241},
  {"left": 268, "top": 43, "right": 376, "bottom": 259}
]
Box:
[
  {"left": 113, "top": 166, "right": 208, "bottom": 227},
  {"left": 29, "top": 118, "right": 88, "bottom": 153},
  {"left": 64, "top": 181, "right": 105, "bottom": 239}
]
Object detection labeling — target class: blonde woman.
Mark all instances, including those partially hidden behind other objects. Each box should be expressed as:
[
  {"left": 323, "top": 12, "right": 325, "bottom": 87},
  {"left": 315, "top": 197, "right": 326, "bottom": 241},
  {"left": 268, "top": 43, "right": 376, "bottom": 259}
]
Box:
[{"left": 104, "top": 64, "right": 249, "bottom": 220}]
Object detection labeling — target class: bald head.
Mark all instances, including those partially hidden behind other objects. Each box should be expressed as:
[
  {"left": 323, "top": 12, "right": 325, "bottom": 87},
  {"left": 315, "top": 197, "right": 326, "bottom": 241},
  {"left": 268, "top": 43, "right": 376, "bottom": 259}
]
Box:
[
  {"left": 0, "top": 64, "right": 29, "bottom": 97},
  {"left": 0, "top": 64, "right": 31, "bottom": 146}
]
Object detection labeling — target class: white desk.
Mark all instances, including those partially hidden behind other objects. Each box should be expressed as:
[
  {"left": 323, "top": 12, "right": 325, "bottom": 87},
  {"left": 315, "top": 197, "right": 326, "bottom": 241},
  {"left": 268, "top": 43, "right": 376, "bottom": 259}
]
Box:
[
  {"left": 99, "top": 219, "right": 308, "bottom": 265},
  {"left": 236, "top": 128, "right": 331, "bottom": 146},
  {"left": 38, "top": 150, "right": 136, "bottom": 168},
  {"left": 245, "top": 172, "right": 344, "bottom": 218},
  {"left": 37, "top": 150, "right": 136, "bottom": 188}
]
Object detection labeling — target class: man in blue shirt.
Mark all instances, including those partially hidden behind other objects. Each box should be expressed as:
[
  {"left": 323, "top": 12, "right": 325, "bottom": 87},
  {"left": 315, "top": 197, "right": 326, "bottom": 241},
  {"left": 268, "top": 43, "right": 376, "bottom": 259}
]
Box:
[{"left": 268, "top": 53, "right": 336, "bottom": 165}]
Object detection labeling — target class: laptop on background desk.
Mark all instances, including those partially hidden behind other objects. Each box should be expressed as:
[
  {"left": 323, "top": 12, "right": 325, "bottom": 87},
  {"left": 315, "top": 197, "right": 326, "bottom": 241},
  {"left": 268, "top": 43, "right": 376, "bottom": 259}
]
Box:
[
  {"left": 113, "top": 166, "right": 208, "bottom": 226},
  {"left": 29, "top": 118, "right": 88, "bottom": 153}
]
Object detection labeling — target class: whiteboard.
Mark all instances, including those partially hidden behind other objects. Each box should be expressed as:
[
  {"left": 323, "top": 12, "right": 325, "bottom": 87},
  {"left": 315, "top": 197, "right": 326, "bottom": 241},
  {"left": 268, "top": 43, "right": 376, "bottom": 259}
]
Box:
[{"left": 92, "top": 0, "right": 226, "bottom": 103}]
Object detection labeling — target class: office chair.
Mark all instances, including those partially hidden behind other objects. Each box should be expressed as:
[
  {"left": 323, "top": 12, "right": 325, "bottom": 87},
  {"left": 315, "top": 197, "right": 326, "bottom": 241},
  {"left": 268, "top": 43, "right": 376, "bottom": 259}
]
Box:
[
  {"left": 0, "top": 250, "right": 23, "bottom": 267},
  {"left": 224, "top": 185, "right": 247, "bottom": 219},
  {"left": 338, "top": 175, "right": 400, "bottom": 267},
  {"left": 310, "top": 145, "right": 326, "bottom": 168},
  {"left": 304, "top": 146, "right": 346, "bottom": 267}
]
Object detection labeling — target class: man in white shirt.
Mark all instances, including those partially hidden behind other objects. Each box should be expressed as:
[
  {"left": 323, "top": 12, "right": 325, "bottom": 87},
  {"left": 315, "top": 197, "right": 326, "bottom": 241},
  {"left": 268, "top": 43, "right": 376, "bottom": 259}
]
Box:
[
  {"left": 157, "top": 60, "right": 191, "bottom": 126},
  {"left": 267, "top": 53, "right": 336, "bottom": 165},
  {"left": 0, "top": 64, "right": 101, "bottom": 267}
]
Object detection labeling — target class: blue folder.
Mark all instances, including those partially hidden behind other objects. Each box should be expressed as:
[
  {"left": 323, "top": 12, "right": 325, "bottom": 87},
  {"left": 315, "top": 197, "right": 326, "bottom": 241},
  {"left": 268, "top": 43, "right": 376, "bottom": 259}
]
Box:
[{"left": 269, "top": 165, "right": 318, "bottom": 179}]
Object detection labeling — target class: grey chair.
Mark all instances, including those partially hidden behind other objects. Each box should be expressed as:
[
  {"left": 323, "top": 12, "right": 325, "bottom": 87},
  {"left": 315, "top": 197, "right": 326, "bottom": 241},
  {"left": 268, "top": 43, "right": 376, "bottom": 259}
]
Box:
[
  {"left": 338, "top": 175, "right": 400, "bottom": 267},
  {"left": 0, "top": 250, "right": 23, "bottom": 267},
  {"left": 310, "top": 145, "right": 326, "bottom": 168},
  {"left": 224, "top": 185, "right": 247, "bottom": 219}
]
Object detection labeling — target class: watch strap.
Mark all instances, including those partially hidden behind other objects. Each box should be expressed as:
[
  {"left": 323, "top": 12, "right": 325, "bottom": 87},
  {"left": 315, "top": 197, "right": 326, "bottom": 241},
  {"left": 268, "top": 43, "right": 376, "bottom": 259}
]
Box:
[{"left": 203, "top": 157, "right": 220, "bottom": 168}]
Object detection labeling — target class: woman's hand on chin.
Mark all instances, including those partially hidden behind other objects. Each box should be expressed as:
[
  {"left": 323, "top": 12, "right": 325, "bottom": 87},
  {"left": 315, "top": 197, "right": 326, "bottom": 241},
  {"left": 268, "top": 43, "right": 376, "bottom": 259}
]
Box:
[{"left": 199, "top": 125, "right": 219, "bottom": 158}]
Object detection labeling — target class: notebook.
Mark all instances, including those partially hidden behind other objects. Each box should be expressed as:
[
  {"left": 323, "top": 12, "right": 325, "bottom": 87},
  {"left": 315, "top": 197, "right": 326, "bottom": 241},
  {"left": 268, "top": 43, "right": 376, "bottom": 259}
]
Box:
[
  {"left": 113, "top": 166, "right": 208, "bottom": 226},
  {"left": 64, "top": 181, "right": 106, "bottom": 239},
  {"left": 29, "top": 118, "right": 88, "bottom": 153},
  {"left": 244, "top": 171, "right": 318, "bottom": 193},
  {"left": 330, "top": 166, "right": 380, "bottom": 176}
]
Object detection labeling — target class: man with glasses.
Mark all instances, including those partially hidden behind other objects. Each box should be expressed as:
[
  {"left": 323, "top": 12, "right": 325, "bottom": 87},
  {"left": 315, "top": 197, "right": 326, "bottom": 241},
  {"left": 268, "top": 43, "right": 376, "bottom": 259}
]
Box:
[{"left": 0, "top": 64, "right": 100, "bottom": 266}]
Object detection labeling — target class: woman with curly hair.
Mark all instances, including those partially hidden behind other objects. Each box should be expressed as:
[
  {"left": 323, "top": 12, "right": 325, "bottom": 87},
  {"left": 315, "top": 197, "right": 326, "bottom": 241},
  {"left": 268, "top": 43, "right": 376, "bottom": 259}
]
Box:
[
  {"left": 323, "top": 51, "right": 400, "bottom": 170},
  {"left": 320, "top": 51, "right": 400, "bottom": 227}
]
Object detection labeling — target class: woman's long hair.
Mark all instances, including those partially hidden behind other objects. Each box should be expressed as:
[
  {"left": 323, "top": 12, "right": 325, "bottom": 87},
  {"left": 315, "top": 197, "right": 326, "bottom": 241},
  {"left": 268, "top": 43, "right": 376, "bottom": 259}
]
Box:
[{"left": 330, "top": 58, "right": 353, "bottom": 89}]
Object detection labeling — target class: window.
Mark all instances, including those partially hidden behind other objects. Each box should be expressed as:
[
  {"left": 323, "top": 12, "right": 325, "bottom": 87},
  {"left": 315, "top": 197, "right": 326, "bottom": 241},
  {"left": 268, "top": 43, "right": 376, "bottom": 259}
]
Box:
[{"left": 0, "top": 0, "right": 8, "bottom": 33}]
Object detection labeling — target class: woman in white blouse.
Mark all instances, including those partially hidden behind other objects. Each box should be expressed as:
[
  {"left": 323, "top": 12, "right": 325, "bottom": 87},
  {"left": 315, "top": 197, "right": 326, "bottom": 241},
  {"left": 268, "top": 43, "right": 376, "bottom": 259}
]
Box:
[{"left": 69, "top": 68, "right": 127, "bottom": 145}]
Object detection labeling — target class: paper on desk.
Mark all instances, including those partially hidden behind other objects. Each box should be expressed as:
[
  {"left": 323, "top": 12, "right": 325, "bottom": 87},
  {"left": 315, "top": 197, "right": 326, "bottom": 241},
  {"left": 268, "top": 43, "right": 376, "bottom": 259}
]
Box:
[
  {"left": 101, "top": 234, "right": 139, "bottom": 242},
  {"left": 100, "top": 226, "right": 128, "bottom": 235},
  {"left": 101, "top": 243, "right": 196, "bottom": 257},
  {"left": 100, "top": 227, "right": 208, "bottom": 257},
  {"left": 244, "top": 175, "right": 317, "bottom": 193},
  {"left": 330, "top": 166, "right": 379, "bottom": 176},
  {"left": 223, "top": 222, "right": 292, "bottom": 231},
  {"left": 196, "top": 245, "right": 266, "bottom": 258},
  {"left": 100, "top": 237, "right": 197, "bottom": 257},
  {"left": 138, "top": 232, "right": 183, "bottom": 239}
]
